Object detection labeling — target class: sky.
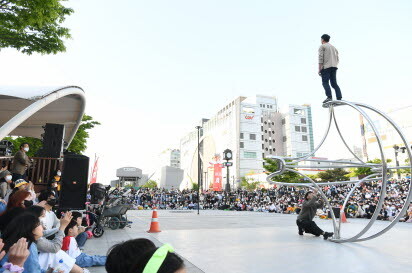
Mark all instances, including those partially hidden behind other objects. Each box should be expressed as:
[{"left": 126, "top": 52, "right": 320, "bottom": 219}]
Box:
[{"left": 0, "top": 0, "right": 411, "bottom": 184}]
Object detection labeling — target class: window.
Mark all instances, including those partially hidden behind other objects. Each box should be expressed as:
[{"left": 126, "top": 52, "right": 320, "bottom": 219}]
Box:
[
  {"left": 281, "top": 119, "right": 285, "bottom": 125},
  {"left": 250, "top": 134, "right": 256, "bottom": 140},
  {"left": 302, "top": 135, "right": 308, "bottom": 141},
  {"left": 272, "top": 122, "right": 274, "bottom": 125},
  {"left": 260, "top": 104, "right": 263, "bottom": 107},
  {"left": 265, "top": 139, "right": 268, "bottom": 142},
  {"left": 240, "top": 142, "right": 244, "bottom": 148},
  {"left": 283, "top": 136, "right": 287, "bottom": 142},
  {"left": 265, "top": 130, "right": 267, "bottom": 133},
  {"left": 240, "top": 133, "right": 244, "bottom": 139},
  {"left": 268, "top": 131, "right": 271, "bottom": 136},
  {"left": 301, "top": 127, "right": 307, "bottom": 133},
  {"left": 262, "top": 144, "right": 264, "bottom": 149},
  {"left": 301, "top": 118, "right": 307, "bottom": 124},
  {"left": 294, "top": 108, "right": 305, "bottom": 115},
  {"left": 269, "top": 140, "right": 272, "bottom": 144},
  {"left": 297, "top": 152, "right": 303, "bottom": 157},
  {"left": 261, "top": 135, "right": 264, "bottom": 140},
  {"left": 261, "top": 126, "right": 263, "bottom": 131},
  {"left": 264, "top": 121, "right": 267, "bottom": 124},
  {"left": 244, "top": 151, "right": 257, "bottom": 158},
  {"left": 272, "top": 130, "right": 275, "bottom": 134},
  {"left": 273, "top": 148, "right": 276, "bottom": 152},
  {"left": 262, "top": 154, "right": 265, "bottom": 159},
  {"left": 261, "top": 118, "right": 263, "bottom": 123},
  {"left": 265, "top": 148, "right": 268, "bottom": 151},
  {"left": 269, "top": 150, "right": 272, "bottom": 154},
  {"left": 295, "top": 126, "right": 301, "bottom": 132},
  {"left": 272, "top": 140, "right": 275, "bottom": 144}
]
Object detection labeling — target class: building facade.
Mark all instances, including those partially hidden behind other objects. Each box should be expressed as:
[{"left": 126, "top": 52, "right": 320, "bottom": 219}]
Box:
[
  {"left": 180, "top": 95, "right": 315, "bottom": 190},
  {"left": 159, "top": 149, "right": 181, "bottom": 168},
  {"left": 361, "top": 105, "right": 412, "bottom": 163}
]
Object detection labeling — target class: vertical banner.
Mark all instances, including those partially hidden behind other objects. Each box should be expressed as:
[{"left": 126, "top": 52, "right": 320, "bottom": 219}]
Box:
[
  {"left": 213, "top": 163, "right": 223, "bottom": 191},
  {"left": 90, "top": 156, "right": 99, "bottom": 184}
]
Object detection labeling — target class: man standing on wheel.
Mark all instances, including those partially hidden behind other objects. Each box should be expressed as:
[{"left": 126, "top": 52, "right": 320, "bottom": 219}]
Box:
[
  {"left": 318, "top": 34, "right": 343, "bottom": 103},
  {"left": 296, "top": 190, "right": 334, "bottom": 240}
]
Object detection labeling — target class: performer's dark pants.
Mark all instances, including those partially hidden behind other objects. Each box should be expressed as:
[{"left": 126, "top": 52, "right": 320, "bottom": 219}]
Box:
[
  {"left": 12, "top": 173, "right": 25, "bottom": 182},
  {"left": 296, "top": 219, "right": 324, "bottom": 236},
  {"left": 321, "top": 67, "right": 342, "bottom": 99}
]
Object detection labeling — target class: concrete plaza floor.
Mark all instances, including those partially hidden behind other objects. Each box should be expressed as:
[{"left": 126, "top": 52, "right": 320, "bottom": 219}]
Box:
[{"left": 86, "top": 210, "right": 412, "bottom": 273}]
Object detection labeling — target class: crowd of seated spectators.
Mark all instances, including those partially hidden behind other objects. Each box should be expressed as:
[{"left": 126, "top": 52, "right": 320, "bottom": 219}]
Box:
[{"left": 128, "top": 179, "right": 412, "bottom": 222}]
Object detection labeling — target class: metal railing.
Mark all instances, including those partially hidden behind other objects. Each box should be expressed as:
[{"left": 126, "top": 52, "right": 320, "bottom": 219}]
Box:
[{"left": 0, "top": 156, "right": 62, "bottom": 185}]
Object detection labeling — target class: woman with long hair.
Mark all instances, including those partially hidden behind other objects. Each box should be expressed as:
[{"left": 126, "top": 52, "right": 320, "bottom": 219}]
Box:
[
  {"left": 0, "top": 190, "right": 32, "bottom": 232},
  {"left": 0, "top": 213, "right": 44, "bottom": 273}
]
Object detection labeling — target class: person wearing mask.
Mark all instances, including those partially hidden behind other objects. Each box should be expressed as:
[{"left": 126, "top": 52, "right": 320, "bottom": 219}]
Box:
[
  {"left": 318, "top": 34, "right": 342, "bottom": 104},
  {"left": 49, "top": 170, "right": 62, "bottom": 199},
  {"left": 11, "top": 143, "right": 31, "bottom": 182},
  {"left": 296, "top": 191, "right": 334, "bottom": 240},
  {"left": 0, "top": 170, "right": 13, "bottom": 199},
  {"left": 38, "top": 190, "right": 60, "bottom": 238}
]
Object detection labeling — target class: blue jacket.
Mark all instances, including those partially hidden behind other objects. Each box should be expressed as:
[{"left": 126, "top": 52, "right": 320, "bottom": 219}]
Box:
[{"left": 0, "top": 242, "right": 45, "bottom": 273}]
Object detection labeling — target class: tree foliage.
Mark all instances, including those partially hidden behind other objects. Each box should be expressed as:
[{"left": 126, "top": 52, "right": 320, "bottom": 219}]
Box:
[
  {"left": 67, "top": 114, "right": 101, "bottom": 155},
  {"left": 0, "top": 0, "right": 73, "bottom": 54},
  {"left": 263, "top": 158, "right": 302, "bottom": 183},
  {"left": 317, "top": 168, "right": 349, "bottom": 182},
  {"left": 142, "top": 180, "right": 158, "bottom": 189},
  {"left": 3, "top": 136, "right": 42, "bottom": 157},
  {"left": 240, "top": 177, "right": 260, "bottom": 190},
  {"left": 191, "top": 182, "right": 199, "bottom": 191}
]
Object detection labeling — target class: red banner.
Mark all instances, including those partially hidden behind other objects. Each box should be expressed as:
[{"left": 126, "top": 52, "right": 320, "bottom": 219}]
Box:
[
  {"left": 90, "top": 157, "right": 99, "bottom": 184},
  {"left": 213, "top": 163, "right": 223, "bottom": 191}
]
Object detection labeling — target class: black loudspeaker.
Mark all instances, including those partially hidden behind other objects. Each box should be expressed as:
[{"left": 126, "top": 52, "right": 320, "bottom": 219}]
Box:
[
  {"left": 59, "top": 154, "right": 89, "bottom": 210},
  {"left": 38, "top": 123, "right": 65, "bottom": 158}
]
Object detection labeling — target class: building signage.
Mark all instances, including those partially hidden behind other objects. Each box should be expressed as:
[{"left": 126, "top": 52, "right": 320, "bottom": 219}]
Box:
[
  {"left": 213, "top": 163, "right": 223, "bottom": 191},
  {"left": 244, "top": 115, "right": 254, "bottom": 120}
]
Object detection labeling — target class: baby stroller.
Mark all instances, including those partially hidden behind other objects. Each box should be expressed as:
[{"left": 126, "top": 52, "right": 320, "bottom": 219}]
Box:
[{"left": 88, "top": 183, "right": 131, "bottom": 238}]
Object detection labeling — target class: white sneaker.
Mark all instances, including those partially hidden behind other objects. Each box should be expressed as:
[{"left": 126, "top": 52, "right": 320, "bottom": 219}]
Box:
[{"left": 83, "top": 268, "right": 91, "bottom": 273}]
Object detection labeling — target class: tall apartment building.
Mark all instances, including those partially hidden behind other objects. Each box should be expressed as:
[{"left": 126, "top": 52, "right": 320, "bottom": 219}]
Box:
[
  {"left": 159, "top": 149, "right": 181, "bottom": 168},
  {"left": 179, "top": 95, "right": 314, "bottom": 190}
]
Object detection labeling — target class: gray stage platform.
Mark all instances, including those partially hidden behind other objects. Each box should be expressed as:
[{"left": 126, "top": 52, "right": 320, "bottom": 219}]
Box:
[{"left": 86, "top": 210, "right": 412, "bottom": 273}]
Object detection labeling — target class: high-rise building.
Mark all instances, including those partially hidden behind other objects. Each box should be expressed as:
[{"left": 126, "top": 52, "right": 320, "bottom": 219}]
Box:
[
  {"left": 179, "top": 95, "right": 314, "bottom": 190},
  {"left": 159, "top": 149, "right": 181, "bottom": 168}
]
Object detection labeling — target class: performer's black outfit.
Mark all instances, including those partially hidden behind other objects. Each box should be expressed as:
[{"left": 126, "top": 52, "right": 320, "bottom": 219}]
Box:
[{"left": 296, "top": 195, "right": 333, "bottom": 239}]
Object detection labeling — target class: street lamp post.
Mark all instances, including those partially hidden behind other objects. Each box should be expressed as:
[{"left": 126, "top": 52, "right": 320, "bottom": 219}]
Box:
[
  {"left": 393, "top": 145, "right": 401, "bottom": 179},
  {"left": 195, "top": 126, "right": 202, "bottom": 215},
  {"left": 223, "top": 149, "right": 233, "bottom": 193}
]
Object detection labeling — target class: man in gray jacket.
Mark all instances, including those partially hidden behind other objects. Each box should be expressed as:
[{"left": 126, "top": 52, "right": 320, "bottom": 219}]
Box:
[
  {"left": 296, "top": 191, "right": 334, "bottom": 240},
  {"left": 11, "top": 143, "right": 31, "bottom": 181},
  {"left": 318, "top": 34, "right": 342, "bottom": 104}
]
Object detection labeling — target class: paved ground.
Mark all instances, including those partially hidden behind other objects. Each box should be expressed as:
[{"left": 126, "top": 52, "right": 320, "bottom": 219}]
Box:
[{"left": 86, "top": 210, "right": 412, "bottom": 273}]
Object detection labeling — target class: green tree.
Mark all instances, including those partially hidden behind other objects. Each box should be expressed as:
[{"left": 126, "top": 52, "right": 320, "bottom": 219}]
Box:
[
  {"left": 191, "top": 183, "right": 199, "bottom": 191},
  {"left": 3, "top": 136, "right": 42, "bottom": 157},
  {"left": 263, "top": 158, "right": 302, "bottom": 183},
  {"left": 240, "top": 177, "right": 260, "bottom": 190},
  {"left": 67, "top": 114, "right": 101, "bottom": 155},
  {"left": 317, "top": 168, "right": 349, "bottom": 182},
  {"left": 142, "top": 180, "right": 158, "bottom": 189},
  {"left": 0, "top": 0, "right": 73, "bottom": 55},
  {"left": 348, "top": 158, "right": 391, "bottom": 178}
]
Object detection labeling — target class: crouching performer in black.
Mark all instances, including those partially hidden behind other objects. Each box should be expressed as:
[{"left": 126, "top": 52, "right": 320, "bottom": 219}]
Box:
[{"left": 296, "top": 191, "right": 334, "bottom": 240}]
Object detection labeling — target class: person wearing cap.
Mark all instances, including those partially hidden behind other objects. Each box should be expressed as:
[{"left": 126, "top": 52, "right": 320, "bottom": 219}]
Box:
[
  {"left": 11, "top": 143, "right": 31, "bottom": 182},
  {"left": 318, "top": 34, "right": 343, "bottom": 104}
]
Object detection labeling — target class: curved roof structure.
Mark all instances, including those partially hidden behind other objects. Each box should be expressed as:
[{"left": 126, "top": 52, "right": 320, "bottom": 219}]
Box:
[{"left": 0, "top": 86, "right": 85, "bottom": 147}]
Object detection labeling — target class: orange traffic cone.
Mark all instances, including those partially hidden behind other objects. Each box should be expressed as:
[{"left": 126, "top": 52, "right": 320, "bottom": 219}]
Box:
[
  {"left": 340, "top": 206, "right": 348, "bottom": 223},
  {"left": 147, "top": 209, "right": 161, "bottom": 233}
]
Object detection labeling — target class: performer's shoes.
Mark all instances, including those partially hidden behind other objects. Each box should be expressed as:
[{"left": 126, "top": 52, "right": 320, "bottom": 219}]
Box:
[
  {"left": 322, "top": 97, "right": 332, "bottom": 104},
  {"left": 337, "top": 97, "right": 342, "bottom": 100},
  {"left": 298, "top": 227, "right": 304, "bottom": 235},
  {"left": 323, "top": 232, "right": 334, "bottom": 240}
]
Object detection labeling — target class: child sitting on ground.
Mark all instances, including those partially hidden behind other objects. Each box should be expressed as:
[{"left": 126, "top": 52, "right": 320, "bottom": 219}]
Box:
[{"left": 62, "top": 220, "right": 107, "bottom": 268}]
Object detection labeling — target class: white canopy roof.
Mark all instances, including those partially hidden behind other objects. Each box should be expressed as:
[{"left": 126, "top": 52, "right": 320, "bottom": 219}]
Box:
[{"left": 0, "top": 86, "right": 85, "bottom": 147}]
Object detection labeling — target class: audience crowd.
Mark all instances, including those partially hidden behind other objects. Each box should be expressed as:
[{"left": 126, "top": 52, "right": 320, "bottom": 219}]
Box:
[
  {"left": 0, "top": 143, "right": 409, "bottom": 272},
  {"left": 129, "top": 179, "right": 412, "bottom": 222}
]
